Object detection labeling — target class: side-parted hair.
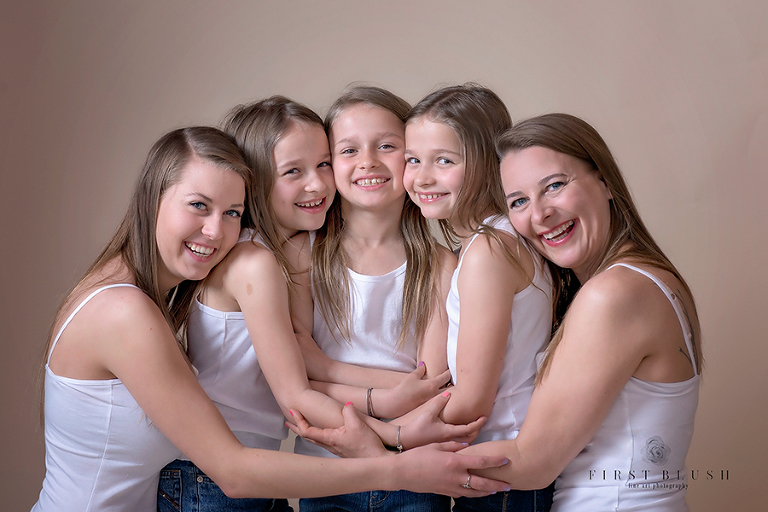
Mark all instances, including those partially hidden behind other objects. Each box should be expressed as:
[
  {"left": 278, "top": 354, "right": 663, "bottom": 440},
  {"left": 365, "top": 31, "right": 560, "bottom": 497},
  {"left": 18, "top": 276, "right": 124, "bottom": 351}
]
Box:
[
  {"left": 496, "top": 113, "right": 701, "bottom": 378},
  {"left": 405, "top": 83, "right": 513, "bottom": 246},
  {"left": 315, "top": 85, "right": 441, "bottom": 349},
  {"left": 405, "top": 83, "right": 533, "bottom": 295},
  {"left": 221, "top": 96, "right": 324, "bottom": 284},
  {"left": 44, "top": 126, "right": 253, "bottom": 367}
]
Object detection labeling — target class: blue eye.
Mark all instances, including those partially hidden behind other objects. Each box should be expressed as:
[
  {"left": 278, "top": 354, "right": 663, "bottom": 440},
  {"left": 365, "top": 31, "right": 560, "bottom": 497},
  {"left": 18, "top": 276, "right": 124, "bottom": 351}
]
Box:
[
  {"left": 379, "top": 143, "right": 395, "bottom": 150},
  {"left": 406, "top": 157, "right": 420, "bottom": 164},
  {"left": 340, "top": 148, "right": 356, "bottom": 155},
  {"left": 318, "top": 161, "right": 331, "bottom": 169},
  {"left": 190, "top": 201, "right": 206, "bottom": 210},
  {"left": 437, "top": 157, "right": 452, "bottom": 165},
  {"left": 225, "top": 210, "right": 242, "bottom": 218},
  {"left": 546, "top": 181, "right": 564, "bottom": 192},
  {"left": 509, "top": 197, "right": 527, "bottom": 209},
  {"left": 284, "top": 168, "right": 299, "bottom": 176}
]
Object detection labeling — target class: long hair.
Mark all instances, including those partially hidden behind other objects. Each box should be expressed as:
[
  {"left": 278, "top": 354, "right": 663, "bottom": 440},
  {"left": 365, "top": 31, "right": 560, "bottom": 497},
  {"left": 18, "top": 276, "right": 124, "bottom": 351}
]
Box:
[
  {"left": 42, "top": 127, "right": 252, "bottom": 418},
  {"left": 314, "top": 85, "right": 440, "bottom": 349},
  {"left": 405, "top": 83, "right": 529, "bottom": 283},
  {"left": 221, "top": 96, "right": 325, "bottom": 285},
  {"left": 496, "top": 113, "right": 701, "bottom": 378}
]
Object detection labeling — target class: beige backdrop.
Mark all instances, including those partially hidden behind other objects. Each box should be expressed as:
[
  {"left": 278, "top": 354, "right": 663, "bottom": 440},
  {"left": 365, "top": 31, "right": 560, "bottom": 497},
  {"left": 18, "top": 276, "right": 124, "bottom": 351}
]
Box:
[{"left": 2, "top": 1, "right": 766, "bottom": 510}]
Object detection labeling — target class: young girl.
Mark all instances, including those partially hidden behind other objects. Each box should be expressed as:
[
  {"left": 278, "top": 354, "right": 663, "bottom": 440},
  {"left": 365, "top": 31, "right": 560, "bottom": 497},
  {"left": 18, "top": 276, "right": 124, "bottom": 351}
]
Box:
[
  {"left": 158, "top": 97, "right": 482, "bottom": 512},
  {"left": 402, "top": 85, "right": 555, "bottom": 511},
  {"left": 289, "top": 86, "right": 460, "bottom": 512},
  {"left": 31, "top": 125, "right": 512, "bottom": 512}
]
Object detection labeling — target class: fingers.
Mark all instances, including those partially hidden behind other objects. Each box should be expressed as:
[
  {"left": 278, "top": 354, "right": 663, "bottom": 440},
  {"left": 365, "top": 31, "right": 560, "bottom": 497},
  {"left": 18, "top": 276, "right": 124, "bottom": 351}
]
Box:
[
  {"left": 433, "top": 369, "right": 452, "bottom": 387},
  {"left": 424, "top": 390, "right": 451, "bottom": 415},
  {"left": 457, "top": 474, "right": 511, "bottom": 497},
  {"left": 459, "top": 453, "right": 510, "bottom": 471},
  {"left": 410, "top": 363, "right": 427, "bottom": 379},
  {"left": 340, "top": 401, "right": 363, "bottom": 427}
]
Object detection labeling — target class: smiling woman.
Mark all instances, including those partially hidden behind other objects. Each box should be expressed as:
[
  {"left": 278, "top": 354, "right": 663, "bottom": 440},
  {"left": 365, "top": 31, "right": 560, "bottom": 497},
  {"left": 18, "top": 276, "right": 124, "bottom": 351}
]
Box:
[
  {"left": 457, "top": 113, "right": 702, "bottom": 512},
  {"left": 32, "top": 125, "right": 512, "bottom": 512}
]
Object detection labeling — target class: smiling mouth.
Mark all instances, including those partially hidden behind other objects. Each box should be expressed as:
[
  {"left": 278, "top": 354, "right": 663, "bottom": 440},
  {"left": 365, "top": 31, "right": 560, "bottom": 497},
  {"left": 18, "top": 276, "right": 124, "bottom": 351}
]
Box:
[
  {"left": 354, "top": 178, "right": 389, "bottom": 186},
  {"left": 296, "top": 198, "right": 325, "bottom": 209},
  {"left": 541, "top": 220, "right": 575, "bottom": 243},
  {"left": 417, "top": 192, "right": 448, "bottom": 202},
  {"left": 185, "top": 242, "right": 215, "bottom": 257}
]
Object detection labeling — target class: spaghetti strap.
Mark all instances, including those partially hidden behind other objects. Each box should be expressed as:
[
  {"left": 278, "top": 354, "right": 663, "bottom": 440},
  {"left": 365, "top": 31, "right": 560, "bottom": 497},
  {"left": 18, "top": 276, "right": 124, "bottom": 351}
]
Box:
[
  {"left": 607, "top": 263, "right": 698, "bottom": 375},
  {"left": 47, "top": 284, "right": 140, "bottom": 365}
]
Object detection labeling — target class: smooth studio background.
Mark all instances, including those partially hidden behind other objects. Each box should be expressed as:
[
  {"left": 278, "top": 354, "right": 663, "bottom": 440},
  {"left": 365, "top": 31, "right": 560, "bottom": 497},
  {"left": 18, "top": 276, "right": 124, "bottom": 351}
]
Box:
[{"left": 2, "top": 1, "right": 765, "bottom": 510}]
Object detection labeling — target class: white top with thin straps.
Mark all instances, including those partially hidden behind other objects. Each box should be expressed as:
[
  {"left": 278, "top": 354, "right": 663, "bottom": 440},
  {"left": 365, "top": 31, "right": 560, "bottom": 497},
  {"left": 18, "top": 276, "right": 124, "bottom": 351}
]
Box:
[
  {"left": 552, "top": 263, "right": 700, "bottom": 512},
  {"left": 33, "top": 284, "right": 181, "bottom": 512}
]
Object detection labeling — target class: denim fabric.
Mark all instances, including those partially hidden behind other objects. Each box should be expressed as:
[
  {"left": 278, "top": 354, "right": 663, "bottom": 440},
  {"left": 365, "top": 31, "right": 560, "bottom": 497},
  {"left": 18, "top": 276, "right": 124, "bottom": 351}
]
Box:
[
  {"left": 299, "top": 491, "right": 450, "bottom": 512},
  {"left": 158, "top": 459, "right": 293, "bottom": 512},
  {"left": 452, "top": 482, "right": 554, "bottom": 512}
]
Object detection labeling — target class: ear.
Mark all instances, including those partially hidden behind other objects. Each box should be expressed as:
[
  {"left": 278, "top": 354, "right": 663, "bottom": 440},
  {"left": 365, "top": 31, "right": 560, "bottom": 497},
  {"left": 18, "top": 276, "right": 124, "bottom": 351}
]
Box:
[{"left": 598, "top": 177, "right": 613, "bottom": 201}]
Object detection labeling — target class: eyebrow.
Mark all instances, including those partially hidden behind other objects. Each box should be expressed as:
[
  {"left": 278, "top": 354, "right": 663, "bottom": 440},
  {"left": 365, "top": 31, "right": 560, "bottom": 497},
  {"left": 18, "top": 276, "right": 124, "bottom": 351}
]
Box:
[
  {"left": 185, "top": 192, "right": 244, "bottom": 209},
  {"left": 333, "top": 132, "right": 404, "bottom": 148},
  {"left": 505, "top": 172, "right": 567, "bottom": 199}
]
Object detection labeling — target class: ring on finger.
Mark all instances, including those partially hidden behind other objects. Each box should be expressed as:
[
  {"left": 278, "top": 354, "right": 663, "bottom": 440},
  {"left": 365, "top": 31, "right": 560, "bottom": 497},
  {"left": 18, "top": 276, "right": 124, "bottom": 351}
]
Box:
[{"left": 461, "top": 475, "right": 472, "bottom": 489}]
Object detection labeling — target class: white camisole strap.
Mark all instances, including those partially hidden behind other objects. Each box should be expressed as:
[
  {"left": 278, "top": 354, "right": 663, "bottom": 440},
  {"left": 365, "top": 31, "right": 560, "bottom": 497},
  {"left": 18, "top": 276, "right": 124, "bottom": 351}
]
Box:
[
  {"left": 47, "top": 284, "right": 140, "bottom": 365},
  {"left": 607, "top": 263, "right": 698, "bottom": 375}
]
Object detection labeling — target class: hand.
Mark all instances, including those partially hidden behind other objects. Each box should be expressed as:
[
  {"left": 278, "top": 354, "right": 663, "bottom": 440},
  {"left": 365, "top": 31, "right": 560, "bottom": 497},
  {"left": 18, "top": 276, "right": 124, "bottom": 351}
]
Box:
[
  {"left": 378, "top": 364, "right": 452, "bottom": 418},
  {"left": 286, "top": 403, "right": 388, "bottom": 458},
  {"left": 398, "top": 391, "right": 486, "bottom": 449},
  {"left": 395, "top": 442, "right": 510, "bottom": 498}
]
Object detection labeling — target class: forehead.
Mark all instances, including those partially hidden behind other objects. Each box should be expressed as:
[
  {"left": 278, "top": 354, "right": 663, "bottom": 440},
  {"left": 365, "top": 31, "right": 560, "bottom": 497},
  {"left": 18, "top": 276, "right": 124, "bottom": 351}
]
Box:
[
  {"left": 274, "top": 120, "right": 327, "bottom": 152},
  {"left": 331, "top": 104, "right": 403, "bottom": 137},
  {"left": 501, "top": 146, "right": 590, "bottom": 186},
  {"left": 170, "top": 156, "right": 245, "bottom": 198},
  {"left": 405, "top": 118, "right": 461, "bottom": 149}
]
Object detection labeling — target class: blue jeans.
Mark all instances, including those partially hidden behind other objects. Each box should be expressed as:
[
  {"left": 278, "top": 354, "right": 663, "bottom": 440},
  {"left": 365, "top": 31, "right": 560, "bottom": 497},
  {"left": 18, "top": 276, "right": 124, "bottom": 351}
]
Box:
[
  {"left": 452, "top": 482, "right": 554, "bottom": 512},
  {"left": 158, "top": 459, "right": 293, "bottom": 512},
  {"left": 299, "top": 491, "right": 450, "bottom": 512}
]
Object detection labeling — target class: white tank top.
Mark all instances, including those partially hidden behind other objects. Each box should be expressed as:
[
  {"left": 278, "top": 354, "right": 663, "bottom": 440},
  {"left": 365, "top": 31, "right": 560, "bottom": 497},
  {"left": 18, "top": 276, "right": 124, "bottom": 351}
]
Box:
[
  {"left": 184, "top": 230, "right": 287, "bottom": 451},
  {"left": 295, "top": 246, "right": 417, "bottom": 457},
  {"left": 446, "top": 215, "right": 553, "bottom": 444},
  {"left": 33, "top": 284, "right": 182, "bottom": 512},
  {"left": 552, "top": 263, "right": 700, "bottom": 512}
]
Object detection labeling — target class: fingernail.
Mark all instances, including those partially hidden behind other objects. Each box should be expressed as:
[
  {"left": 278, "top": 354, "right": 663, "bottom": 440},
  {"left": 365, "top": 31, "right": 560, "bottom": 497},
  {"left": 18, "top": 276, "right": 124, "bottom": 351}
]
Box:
[
  {"left": 504, "top": 486, "right": 511, "bottom": 492},
  {"left": 418, "top": 361, "right": 425, "bottom": 367},
  {"left": 442, "top": 390, "right": 450, "bottom": 397},
  {"left": 503, "top": 458, "right": 509, "bottom": 465},
  {"left": 461, "top": 442, "right": 469, "bottom": 446},
  {"left": 289, "top": 410, "right": 294, "bottom": 416},
  {"left": 345, "top": 401, "right": 353, "bottom": 406}
]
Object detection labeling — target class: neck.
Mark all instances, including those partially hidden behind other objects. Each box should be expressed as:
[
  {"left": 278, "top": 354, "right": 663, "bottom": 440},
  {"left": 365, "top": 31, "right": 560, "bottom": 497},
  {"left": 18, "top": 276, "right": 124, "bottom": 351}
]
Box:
[{"left": 340, "top": 196, "right": 405, "bottom": 245}]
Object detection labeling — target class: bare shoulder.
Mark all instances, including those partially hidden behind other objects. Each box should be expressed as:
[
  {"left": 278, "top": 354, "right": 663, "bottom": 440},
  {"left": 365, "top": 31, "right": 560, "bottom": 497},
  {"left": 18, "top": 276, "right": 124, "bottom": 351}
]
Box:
[
  {"left": 435, "top": 243, "right": 457, "bottom": 273},
  {"left": 460, "top": 230, "right": 532, "bottom": 291},
  {"left": 50, "top": 284, "right": 170, "bottom": 378}
]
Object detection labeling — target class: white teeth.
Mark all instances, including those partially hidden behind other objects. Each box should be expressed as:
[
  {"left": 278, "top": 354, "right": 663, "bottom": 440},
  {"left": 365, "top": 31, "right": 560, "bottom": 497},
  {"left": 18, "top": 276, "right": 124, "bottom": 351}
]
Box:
[
  {"left": 186, "top": 242, "right": 214, "bottom": 256},
  {"left": 542, "top": 220, "right": 574, "bottom": 241},
  {"left": 419, "top": 193, "right": 445, "bottom": 200},
  {"left": 297, "top": 199, "right": 323, "bottom": 208},
  {"left": 355, "top": 178, "right": 387, "bottom": 186}
]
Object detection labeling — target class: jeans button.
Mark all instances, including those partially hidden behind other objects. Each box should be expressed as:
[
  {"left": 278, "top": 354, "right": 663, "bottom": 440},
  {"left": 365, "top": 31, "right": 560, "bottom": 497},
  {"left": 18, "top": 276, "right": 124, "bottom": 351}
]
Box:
[{"left": 197, "top": 476, "right": 204, "bottom": 483}]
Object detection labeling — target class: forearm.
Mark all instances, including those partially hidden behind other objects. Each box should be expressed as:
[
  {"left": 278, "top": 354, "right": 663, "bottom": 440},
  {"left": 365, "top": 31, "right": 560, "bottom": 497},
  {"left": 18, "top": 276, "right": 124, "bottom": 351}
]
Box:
[
  {"left": 459, "top": 439, "right": 557, "bottom": 490},
  {"left": 310, "top": 380, "right": 416, "bottom": 419},
  {"left": 219, "top": 448, "right": 399, "bottom": 499}
]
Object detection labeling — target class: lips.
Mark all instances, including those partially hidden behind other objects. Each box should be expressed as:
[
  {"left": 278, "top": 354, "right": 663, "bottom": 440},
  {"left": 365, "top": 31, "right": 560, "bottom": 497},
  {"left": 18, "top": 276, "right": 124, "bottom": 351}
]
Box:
[
  {"left": 416, "top": 192, "right": 448, "bottom": 202},
  {"left": 354, "top": 177, "right": 389, "bottom": 187},
  {"left": 540, "top": 220, "right": 575, "bottom": 244},
  {"left": 185, "top": 242, "right": 215, "bottom": 258},
  {"left": 296, "top": 198, "right": 325, "bottom": 209}
]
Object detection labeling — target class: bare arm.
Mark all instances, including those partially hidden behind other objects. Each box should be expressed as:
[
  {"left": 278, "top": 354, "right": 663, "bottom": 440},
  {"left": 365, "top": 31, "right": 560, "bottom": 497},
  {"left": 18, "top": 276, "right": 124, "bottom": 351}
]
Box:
[
  {"left": 88, "top": 286, "right": 509, "bottom": 498},
  {"left": 459, "top": 269, "right": 667, "bottom": 489}
]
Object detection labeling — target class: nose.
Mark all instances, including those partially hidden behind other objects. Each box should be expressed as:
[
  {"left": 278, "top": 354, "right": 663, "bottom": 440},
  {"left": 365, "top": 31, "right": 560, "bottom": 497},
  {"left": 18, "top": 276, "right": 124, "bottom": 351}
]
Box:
[
  {"left": 410, "top": 163, "right": 435, "bottom": 187},
  {"left": 201, "top": 215, "right": 224, "bottom": 240},
  {"left": 358, "top": 148, "right": 379, "bottom": 170},
  {"left": 304, "top": 169, "right": 327, "bottom": 194},
  {"left": 530, "top": 198, "right": 554, "bottom": 225}
]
